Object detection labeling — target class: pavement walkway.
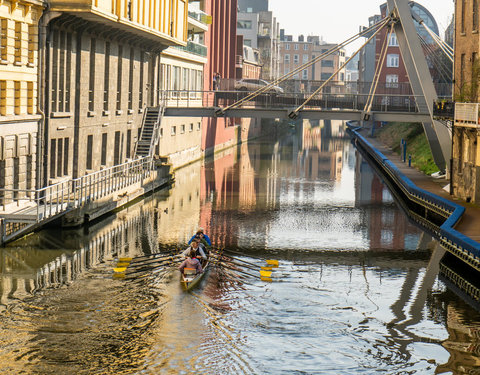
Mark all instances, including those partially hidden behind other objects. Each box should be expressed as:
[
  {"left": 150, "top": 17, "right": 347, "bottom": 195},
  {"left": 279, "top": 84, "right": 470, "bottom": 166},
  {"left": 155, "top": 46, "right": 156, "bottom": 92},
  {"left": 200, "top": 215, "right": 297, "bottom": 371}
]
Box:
[{"left": 363, "top": 132, "right": 480, "bottom": 244}]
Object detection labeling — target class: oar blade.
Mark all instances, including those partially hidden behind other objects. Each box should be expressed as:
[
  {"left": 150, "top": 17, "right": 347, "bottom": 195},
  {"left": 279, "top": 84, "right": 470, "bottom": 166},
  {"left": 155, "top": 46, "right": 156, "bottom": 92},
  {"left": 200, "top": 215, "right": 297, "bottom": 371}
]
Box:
[
  {"left": 260, "top": 270, "right": 272, "bottom": 278},
  {"left": 118, "top": 258, "right": 133, "bottom": 262},
  {"left": 260, "top": 276, "right": 273, "bottom": 282},
  {"left": 113, "top": 267, "right": 127, "bottom": 273}
]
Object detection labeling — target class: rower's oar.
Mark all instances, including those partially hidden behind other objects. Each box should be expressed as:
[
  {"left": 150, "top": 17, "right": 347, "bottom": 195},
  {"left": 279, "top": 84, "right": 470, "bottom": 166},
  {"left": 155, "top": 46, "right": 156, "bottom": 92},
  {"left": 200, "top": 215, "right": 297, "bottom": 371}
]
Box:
[
  {"left": 213, "top": 248, "right": 279, "bottom": 268},
  {"left": 209, "top": 253, "right": 273, "bottom": 272},
  {"left": 117, "top": 254, "right": 182, "bottom": 270},
  {"left": 114, "top": 255, "right": 183, "bottom": 274},
  {"left": 212, "top": 259, "right": 272, "bottom": 282},
  {"left": 118, "top": 252, "right": 179, "bottom": 266}
]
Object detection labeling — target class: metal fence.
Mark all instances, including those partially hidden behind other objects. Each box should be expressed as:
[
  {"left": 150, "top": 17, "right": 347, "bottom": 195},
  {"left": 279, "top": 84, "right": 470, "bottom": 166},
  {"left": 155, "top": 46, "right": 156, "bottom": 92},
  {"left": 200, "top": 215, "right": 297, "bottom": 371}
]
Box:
[{"left": 0, "top": 157, "right": 154, "bottom": 223}]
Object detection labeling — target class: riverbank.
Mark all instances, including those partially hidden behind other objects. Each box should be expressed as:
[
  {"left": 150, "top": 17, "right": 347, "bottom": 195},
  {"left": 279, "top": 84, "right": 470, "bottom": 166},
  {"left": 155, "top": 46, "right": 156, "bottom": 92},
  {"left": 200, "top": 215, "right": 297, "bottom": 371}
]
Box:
[{"left": 348, "top": 123, "right": 480, "bottom": 270}]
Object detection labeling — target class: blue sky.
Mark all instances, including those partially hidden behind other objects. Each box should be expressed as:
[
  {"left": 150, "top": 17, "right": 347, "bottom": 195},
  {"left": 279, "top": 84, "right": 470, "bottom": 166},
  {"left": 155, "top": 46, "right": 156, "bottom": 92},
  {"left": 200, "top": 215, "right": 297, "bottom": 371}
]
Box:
[{"left": 269, "top": 0, "right": 454, "bottom": 54}]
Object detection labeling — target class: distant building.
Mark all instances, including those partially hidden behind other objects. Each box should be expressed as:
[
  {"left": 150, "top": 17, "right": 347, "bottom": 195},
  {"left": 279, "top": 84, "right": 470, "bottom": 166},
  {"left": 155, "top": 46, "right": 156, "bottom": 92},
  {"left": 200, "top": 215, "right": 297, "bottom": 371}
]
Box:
[
  {"left": 358, "top": 2, "right": 440, "bottom": 95},
  {"left": 237, "top": 6, "right": 280, "bottom": 80},
  {"left": 236, "top": 35, "right": 261, "bottom": 79},
  {"left": 238, "top": 0, "right": 269, "bottom": 13},
  {"left": 278, "top": 36, "right": 346, "bottom": 93},
  {"left": 0, "top": 0, "right": 43, "bottom": 205}
]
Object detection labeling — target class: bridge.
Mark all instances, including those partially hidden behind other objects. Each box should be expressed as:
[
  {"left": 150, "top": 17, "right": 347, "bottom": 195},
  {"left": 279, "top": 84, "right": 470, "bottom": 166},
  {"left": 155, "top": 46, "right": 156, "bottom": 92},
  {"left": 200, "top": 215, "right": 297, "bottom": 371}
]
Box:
[{"left": 0, "top": 0, "right": 454, "bottom": 244}]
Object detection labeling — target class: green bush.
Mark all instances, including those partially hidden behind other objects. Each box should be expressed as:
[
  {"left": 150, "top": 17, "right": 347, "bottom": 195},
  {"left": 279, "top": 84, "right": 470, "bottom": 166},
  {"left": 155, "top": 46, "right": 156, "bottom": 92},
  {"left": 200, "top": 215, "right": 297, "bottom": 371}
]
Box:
[{"left": 375, "top": 122, "right": 440, "bottom": 175}]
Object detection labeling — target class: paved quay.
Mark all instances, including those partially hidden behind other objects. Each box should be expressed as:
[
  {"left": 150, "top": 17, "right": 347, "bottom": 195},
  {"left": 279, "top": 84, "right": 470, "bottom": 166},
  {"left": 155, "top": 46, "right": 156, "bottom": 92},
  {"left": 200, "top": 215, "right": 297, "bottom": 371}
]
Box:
[{"left": 362, "top": 131, "right": 480, "bottom": 244}]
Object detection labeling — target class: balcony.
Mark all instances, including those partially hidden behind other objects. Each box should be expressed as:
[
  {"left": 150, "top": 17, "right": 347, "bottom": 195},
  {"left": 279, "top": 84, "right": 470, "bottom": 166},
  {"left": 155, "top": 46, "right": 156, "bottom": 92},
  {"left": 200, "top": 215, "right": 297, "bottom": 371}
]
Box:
[
  {"left": 175, "top": 41, "right": 207, "bottom": 57},
  {"left": 188, "top": 9, "right": 210, "bottom": 32},
  {"left": 48, "top": 0, "right": 188, "bottom": 46}
]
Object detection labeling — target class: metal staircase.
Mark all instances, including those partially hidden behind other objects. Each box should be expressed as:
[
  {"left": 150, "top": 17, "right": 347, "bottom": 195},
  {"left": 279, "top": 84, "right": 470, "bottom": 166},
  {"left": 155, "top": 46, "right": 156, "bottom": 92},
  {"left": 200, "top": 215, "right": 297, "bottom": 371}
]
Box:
[{"left": 135, "top": 99, "right": 165, "bottom": 158}]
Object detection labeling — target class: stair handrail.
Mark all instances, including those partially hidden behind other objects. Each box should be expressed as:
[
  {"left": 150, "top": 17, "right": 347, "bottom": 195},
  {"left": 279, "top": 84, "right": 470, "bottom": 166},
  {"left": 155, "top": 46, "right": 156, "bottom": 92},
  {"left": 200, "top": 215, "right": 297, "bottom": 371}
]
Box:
[
  {"left": 133, "top": 106, "right": 148, "bottom": 157},
  {"left": 149, "top": 92, "right": 167, "bottom": 158}
]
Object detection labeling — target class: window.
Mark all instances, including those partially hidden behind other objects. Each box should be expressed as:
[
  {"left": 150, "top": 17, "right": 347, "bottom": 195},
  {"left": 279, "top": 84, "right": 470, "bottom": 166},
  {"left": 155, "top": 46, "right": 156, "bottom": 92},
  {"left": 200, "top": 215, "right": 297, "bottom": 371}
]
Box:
[
  {"left": 462, "top": 0, "right": 466, "bottom": 33},
  {"left": 0, "top": 80, "right": 6, "bottom": 116},
  {"left": 128, "top": 48, "right": 134, "bottom": 110},
  {"left": 293, "top": 54, "right": 299, "bottom": 63},
  {"left": 180, "top": 124, "right": 185, "bottom": 134},
  {"left": 28, "top": 24, "right": 35, "bottom": 65},
  {"left": 284, "top": 54, "right": 290, "bottom": 63},
  {"left": 50, "top": 139, "right": 56, "bottom": 178},
  {"left": 88, "top": 39, "right": 96, "bottom": 112},
  {"left": 116, "top": 45, "right": 123, "bottom": 111},
  {"left": 340, "top": 73, "right": 344, "bottom": 81},
  {"left": 303, "top": 44, "right": 309, "bottom": 51},
  {"left": 113, "top": 131, "right": 121, "bottom": 165},
  {"left": 474, "top": 0, "right": 479, "bottom": 32},
  {"left": 386, "top": 74, "right": 399, "bottom": 88},
  {"left": 321, "top": 49, "right": 328, "bottom": 54},
  {"left": 86, "top": 135, "right": 93, "bottom": 170},
  {"left": 104, "top": 42, "right": 110, "bottom": 111},
  {"left": 386, "top": 54, "right": 399, "bottom": 68},
  {"left": 63, "top": 138, "right": 69, "bottom": 176},
  {"left": 285, "top": 44, "right": 290, "bottom": 50},
  {"left": 294, "top": 44, "right": 299, "bottom": 50},
  {"left": 0, "top": 19, "right": 7, "bottom": 61},
  {"left": 321, "top": 60, "right": 334, "bottom": 67},
  {"left": 321, "top": 73, "right": 331, "bottom": 80},
  {"left": 101, "top": 133, "right": 107, "bottom": 166},
  {"left": 14, "top": 22, "right": 21, "bottom": 64},
  {"left": 27, "top": 81, "right": 34, "bottom": 114},
  {"left": 197, "top": 122, "right": 201, "bottom": 130},
  {"left": 171, "top": 126, "right": 176, "bottom": 135},
  {"left": 244, "top": 39, "right": 252, "bottom": 47},
  {"left": 189, "top": 123, "right": 194, "bottom": 132},
  {"left": 14, "top": 81, "right": 20, "bottom": 115},
  {"left": 302, "top": 69, "right": 308, "bottom": 79},
  {"left": 57, "top": 138, "right": 63, "bottom": 178},
  {"left": 139, "top": 51, "right": 144, "bottom": 108},
  {"left": 237, "top": 20, "right": 252, "bottom": 29},
  {"left": 126, "top": 129, "right": 131, "bottom": 159},
  {"left": 284, "top": 67, "right": 290, "bottom": 75},
  {"left": 389, "top": 33, "right": 399, "bottom": 46},
  {"left": 460, "top": 53, "right": 466, "bottom": 87},
  {"left": 303, "top": 54, "right": 308, "bottom": 63}
]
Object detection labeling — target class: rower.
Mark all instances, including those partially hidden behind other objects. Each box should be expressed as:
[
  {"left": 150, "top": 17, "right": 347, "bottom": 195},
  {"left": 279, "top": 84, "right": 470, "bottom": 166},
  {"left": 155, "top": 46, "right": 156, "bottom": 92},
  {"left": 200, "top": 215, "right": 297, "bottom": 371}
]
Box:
[
  {"left": 188, "top": 228, "right": 212, "bottom": 247},
  {"left": 182, "top": 239, "right": 207, "bottom": 261},
  {"left": 179, "top": 249, "right": 203, "bottom": 275}
]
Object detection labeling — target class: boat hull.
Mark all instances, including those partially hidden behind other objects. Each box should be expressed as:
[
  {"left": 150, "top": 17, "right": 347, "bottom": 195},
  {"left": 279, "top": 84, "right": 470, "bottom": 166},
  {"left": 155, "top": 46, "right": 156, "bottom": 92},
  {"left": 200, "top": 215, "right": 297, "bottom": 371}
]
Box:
[{"left": 181, "top": 260, "right": 209, "bottom": 291}]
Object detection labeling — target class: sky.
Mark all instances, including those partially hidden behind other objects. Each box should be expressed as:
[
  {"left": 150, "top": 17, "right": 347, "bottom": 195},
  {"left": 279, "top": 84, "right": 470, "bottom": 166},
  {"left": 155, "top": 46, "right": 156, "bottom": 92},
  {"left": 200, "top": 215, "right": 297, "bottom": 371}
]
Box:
[{"left": 268, "top": 0, "right": 454, "bottom": 54}]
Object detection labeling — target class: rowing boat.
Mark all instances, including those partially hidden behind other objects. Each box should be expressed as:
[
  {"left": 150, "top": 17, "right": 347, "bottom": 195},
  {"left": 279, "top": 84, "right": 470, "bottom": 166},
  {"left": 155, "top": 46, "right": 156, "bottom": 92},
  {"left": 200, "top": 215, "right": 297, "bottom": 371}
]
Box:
[{"left": 181, "top": 258, "right": 209, "bottom": 291}]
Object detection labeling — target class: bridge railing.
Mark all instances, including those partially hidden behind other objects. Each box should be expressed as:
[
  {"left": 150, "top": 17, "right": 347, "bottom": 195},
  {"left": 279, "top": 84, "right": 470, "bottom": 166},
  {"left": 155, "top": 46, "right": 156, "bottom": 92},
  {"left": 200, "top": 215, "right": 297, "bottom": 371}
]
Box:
[{"left": 163, "top": 90, "right": 424, "bottom": 113}]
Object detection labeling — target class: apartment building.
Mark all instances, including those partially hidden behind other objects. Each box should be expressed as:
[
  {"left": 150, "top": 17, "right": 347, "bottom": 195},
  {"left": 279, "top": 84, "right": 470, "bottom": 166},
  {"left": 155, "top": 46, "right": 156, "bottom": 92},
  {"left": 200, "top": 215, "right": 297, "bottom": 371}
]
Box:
[
  {"left": 43, "top": 0, "right": 189, "bottom": 184},
  {"left": 278, "top": 35, "right": 346, "bottom": 93},
  {"left": 0, "top": 0, "right": 43, "bottom": 204}
]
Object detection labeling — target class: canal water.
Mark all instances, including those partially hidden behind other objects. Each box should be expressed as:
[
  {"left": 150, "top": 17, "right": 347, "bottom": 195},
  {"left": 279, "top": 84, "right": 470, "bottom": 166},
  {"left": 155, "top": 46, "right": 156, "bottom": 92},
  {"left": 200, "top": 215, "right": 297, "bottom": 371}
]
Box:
[{"left": 1, "top": 120, "right": 480, "bottom": 374}]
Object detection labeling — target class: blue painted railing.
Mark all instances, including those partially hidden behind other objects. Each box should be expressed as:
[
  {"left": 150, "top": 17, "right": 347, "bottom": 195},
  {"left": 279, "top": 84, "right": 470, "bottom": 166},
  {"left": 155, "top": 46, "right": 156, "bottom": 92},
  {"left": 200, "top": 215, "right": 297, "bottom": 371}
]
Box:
[{"left": 347, "top": 122, "right": 480, "bottom": 261}]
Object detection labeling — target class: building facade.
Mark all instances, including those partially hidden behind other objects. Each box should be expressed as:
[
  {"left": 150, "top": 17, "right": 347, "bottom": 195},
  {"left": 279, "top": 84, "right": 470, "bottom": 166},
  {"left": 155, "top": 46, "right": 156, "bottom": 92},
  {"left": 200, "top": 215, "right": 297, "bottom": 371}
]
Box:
[
  {"left": 158, "top": 0, "right": 209, "bottom": 169},
  {"left": 451, "top": 1, "right": 480, "bottom": 203},
  {"left": 0, "top": 0, "right": 43, "bottom": 205},
  {"left": 43, "top": 0, "right": 189, "bottom": 184},
  {"left": 278, "top": 35, "right": 346, "bottom": 93}
]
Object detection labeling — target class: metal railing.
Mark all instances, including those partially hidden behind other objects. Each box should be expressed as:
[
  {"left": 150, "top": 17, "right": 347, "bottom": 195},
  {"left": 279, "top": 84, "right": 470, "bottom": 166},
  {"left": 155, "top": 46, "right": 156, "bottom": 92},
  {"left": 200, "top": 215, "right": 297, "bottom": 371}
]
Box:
[
  {"left": 188, "top": 9, "right": 209, "bottom": 25},
  {"left": 0, "top": 157, "right": 154, "bottom": 223},
  {"left": 163, "top": 90, "right": 424, "bottom": 113},
  {"left": 174, "top": 41, "right": 207, "bottom": 57}
]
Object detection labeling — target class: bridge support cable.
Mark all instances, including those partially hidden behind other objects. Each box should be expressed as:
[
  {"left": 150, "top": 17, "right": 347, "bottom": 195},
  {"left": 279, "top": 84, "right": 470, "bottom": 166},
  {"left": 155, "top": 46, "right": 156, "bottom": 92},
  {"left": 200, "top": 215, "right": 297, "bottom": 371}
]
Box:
[
  {"left": 418, "top": 35, "right": 453, "bottom": 84},
  {"left": 215, "top": 16, "right": 391, "bottom": 116},
  {"left": 415, "top": 17, "right": 454, "bottom": 62},
  {"left": 288, "top": 20, "right": 392, "bottom": 119},
  {"left": 363, "top": 24, "right": 395, "bottom": 116},
  {"left": 387, "top": 0, "right": 451, "bottom": 174}
]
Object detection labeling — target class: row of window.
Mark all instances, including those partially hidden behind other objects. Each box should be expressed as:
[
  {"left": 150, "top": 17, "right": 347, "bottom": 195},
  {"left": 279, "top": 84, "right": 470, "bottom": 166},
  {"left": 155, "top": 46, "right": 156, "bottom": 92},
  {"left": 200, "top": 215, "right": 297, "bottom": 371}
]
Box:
[
  {"left": 283, "top": 54, "right": 336, "bottom": 67},
  {"left": 170, "top": 122, "right": 201, "bottom": 135},
  {"left": 160, "top": 64, "right": 203, "bottom": 92},
  {"left": 284, "top": 43, "right": 310, "bottom": 51},
  {"left": 459, "top": 52, "right": 478, "bottom": 88},
  {"left": 0, "top": 80, "right": 35, "bottom": 116},
  {"left": 0, "top": 18, "right": 36, "bottom": 65}
]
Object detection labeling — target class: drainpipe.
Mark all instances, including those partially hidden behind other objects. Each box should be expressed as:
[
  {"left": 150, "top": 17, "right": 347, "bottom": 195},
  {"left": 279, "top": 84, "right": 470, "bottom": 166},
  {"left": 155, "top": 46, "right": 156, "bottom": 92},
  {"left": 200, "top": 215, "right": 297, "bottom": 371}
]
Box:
[{"left": 37, "top": 8, "right": 62, "bottom": 189}]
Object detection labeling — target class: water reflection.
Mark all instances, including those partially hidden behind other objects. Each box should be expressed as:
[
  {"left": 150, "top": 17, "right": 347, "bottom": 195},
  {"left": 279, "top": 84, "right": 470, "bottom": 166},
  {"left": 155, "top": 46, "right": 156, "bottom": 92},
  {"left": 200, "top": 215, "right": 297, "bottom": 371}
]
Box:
[{"left": 1, "top": 120, "right": 480, "bottom": 374}]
